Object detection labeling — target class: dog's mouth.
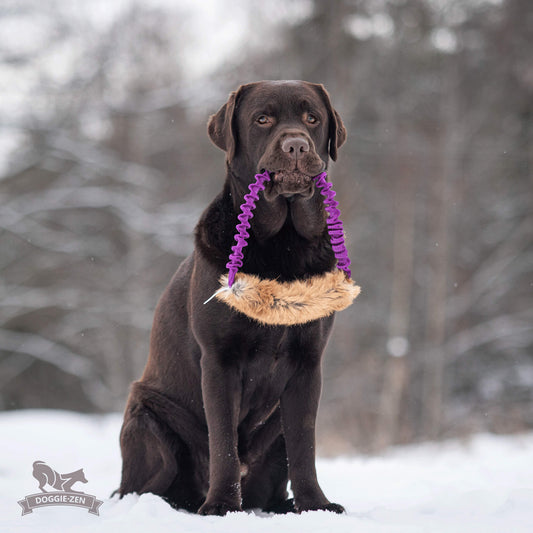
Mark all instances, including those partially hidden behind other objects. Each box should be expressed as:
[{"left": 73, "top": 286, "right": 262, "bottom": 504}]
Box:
[{"left": 263, "top": 169, "right": 317, "bottom": 201}]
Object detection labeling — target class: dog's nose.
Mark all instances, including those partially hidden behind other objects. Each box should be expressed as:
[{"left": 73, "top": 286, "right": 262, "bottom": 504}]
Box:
[{"left": 281, "top": 137, "right": 309, "bottom": 160}]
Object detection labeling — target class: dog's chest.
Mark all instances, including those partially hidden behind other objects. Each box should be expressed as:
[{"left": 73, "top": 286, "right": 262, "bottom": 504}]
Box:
[{"left": 236, "top": 330, "right": 296, "bottom": 423}]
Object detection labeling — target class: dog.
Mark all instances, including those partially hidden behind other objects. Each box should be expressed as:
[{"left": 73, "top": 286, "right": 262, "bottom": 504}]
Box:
[
  {"left": 117, "top": 80, "right": 348, "bottom": 515},
  {"left": 33, "top": 461, "right": 87, "bottom": 493}
]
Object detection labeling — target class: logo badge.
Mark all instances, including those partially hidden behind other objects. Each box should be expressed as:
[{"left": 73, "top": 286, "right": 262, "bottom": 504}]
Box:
[{"left": 18, "top": 461, "right": 103, "bottom": 516}]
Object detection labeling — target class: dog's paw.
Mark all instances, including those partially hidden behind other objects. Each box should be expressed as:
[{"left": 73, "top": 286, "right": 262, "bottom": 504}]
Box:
[
  {"left": 198, "top": 501, "right": 241, "bottom": 516},
  {"left": 321, "top": 502, "right": 346, "bottom": 514},
  {"left": 264, "top": 497, "right": 296, "bottom": 514},
  {"left": 297, "top": 502, "right": 345, "bottom": 514}
]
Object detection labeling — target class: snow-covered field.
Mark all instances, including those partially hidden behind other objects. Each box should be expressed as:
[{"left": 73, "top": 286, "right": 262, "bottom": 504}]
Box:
[{"left": 1, "top": 410, "right": 532, "bottom": 533}]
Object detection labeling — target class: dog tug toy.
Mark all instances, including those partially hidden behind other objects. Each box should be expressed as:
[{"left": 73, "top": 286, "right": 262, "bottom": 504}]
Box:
[{"left": 204, "top": 171, "right": 360, "bottom": 325}]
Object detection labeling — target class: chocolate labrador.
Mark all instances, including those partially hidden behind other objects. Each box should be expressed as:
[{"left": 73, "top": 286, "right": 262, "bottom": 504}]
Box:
[{"left": 117, "top": 80, "right": 347, "bottom": 515}]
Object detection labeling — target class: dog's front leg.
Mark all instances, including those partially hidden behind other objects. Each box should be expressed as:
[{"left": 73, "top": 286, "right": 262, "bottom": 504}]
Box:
[
  {"left": 280, "top": 363, "right": 345, "bottom": 514},
  {"left": 198, "top": 358, "right": 242, "bottom": 516}
]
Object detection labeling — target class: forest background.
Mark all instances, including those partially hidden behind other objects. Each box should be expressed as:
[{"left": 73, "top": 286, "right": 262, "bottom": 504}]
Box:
[{"left": 1, "top": 0, "right": 531, "bottom": 453}]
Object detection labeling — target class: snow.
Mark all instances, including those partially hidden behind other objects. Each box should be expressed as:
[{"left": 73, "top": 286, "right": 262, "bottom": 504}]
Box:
[{"left": 1, "top": 410, "right": 532, "bottom": 532}]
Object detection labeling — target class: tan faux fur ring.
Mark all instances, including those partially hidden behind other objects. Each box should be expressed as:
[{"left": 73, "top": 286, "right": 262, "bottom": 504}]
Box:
[{"left": 211, "top": 269, "right": 360, "bottom": 326}]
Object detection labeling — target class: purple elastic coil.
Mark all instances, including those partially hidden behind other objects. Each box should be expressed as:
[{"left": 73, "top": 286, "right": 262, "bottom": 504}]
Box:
[
  {"left": 313, "top": 171, "right": 352, "bottom": 279},
  {"left": 226, "top": 170, "right": 351, "bottom": 287},
  {"left": 226, "top": 170, "right": 271, "bottom": 287}
]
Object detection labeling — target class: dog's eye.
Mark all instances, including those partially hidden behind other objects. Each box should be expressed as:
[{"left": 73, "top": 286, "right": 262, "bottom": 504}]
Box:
[
  {"left": 305, "top": 113, "right": 319, "bottom": 125},
  {"left": 256, "top": 115, "right": 271, "bottom": 126}
]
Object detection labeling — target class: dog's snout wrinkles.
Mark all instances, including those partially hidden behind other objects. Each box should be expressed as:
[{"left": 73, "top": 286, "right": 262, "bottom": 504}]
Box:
[{"left": 281, "top": 136, "right": 309, "bottom": 159}]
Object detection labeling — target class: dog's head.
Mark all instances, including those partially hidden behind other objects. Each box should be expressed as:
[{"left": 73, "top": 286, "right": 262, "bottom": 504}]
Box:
[{"left": 208, "top": 80, "right": 346, "bottom": 199}]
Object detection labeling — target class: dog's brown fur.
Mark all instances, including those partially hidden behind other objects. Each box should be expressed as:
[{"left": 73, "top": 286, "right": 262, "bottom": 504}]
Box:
[{"left": 117, "top": 80, "right": 349, "bottom": 515}]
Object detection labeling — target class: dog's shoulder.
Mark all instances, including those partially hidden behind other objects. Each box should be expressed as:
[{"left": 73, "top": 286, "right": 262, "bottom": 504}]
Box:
[{"left": 194, "top": 186, "right": 235, "bottom": 268}]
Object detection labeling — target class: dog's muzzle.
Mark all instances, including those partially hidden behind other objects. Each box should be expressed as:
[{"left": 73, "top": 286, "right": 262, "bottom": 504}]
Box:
[{"left": 259, "top": 132, "right": 324, "bottom": 199}]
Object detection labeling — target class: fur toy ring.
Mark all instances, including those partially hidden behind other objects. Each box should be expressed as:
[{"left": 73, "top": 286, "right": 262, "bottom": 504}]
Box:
[{"left": 204, "top": 171, "right": 360, "bottom": 325}]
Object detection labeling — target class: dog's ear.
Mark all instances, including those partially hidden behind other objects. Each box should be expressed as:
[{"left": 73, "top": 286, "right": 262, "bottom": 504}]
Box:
[
  {"left": 313, "top": 84, "right": 347, "bottom": 162},
  {"left": 207, "top": 86, "right": 244, "bottom": 162}
]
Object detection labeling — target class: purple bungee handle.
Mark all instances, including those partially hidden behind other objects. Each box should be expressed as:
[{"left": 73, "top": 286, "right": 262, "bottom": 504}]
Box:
[
  {"left": 313, "top": 171, "right": 352, "bottom": 279},
  {"left": 225, "top": 170, "right": 351, "bottom": 287},
  {"left": 226, "top": 171, "right": 271, "bottom": 287}
]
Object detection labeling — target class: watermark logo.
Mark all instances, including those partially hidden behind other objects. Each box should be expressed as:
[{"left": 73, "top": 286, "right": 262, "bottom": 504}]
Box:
[{"left": 18, "top": 461, "right": 103, "bottom": 516}]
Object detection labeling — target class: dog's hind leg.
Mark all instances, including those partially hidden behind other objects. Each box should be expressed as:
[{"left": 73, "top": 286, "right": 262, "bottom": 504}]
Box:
[
  {"left": 261, "top": 436, "right": 295, "bottom": 514},
  {"left": 160, "top": 445, "right": 205, "bottom": 513},
  {"left": 118, "top": 405, "right": 178, "bottom": 498},
  {"left": 242, "top": 435, "right": 295, "bottom": 514}
]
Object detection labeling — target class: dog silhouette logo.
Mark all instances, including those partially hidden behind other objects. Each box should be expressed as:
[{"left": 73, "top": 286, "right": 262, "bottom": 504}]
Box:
[
  {"left": 18, "top": 461, "right": 103, "bottom": 516},
  {"left": 33, "top": 461, "right": 88, "bottom": 493}
]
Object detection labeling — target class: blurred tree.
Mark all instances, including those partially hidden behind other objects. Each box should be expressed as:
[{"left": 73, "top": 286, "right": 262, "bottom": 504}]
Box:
[{"left": 0, "top": 1, "right": 208, "bottom": 410}]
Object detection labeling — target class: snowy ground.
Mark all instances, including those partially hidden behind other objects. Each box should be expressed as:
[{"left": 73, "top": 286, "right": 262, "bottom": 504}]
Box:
[{"left": 1, "top": 410, "right": 532, "bottom": 533}]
